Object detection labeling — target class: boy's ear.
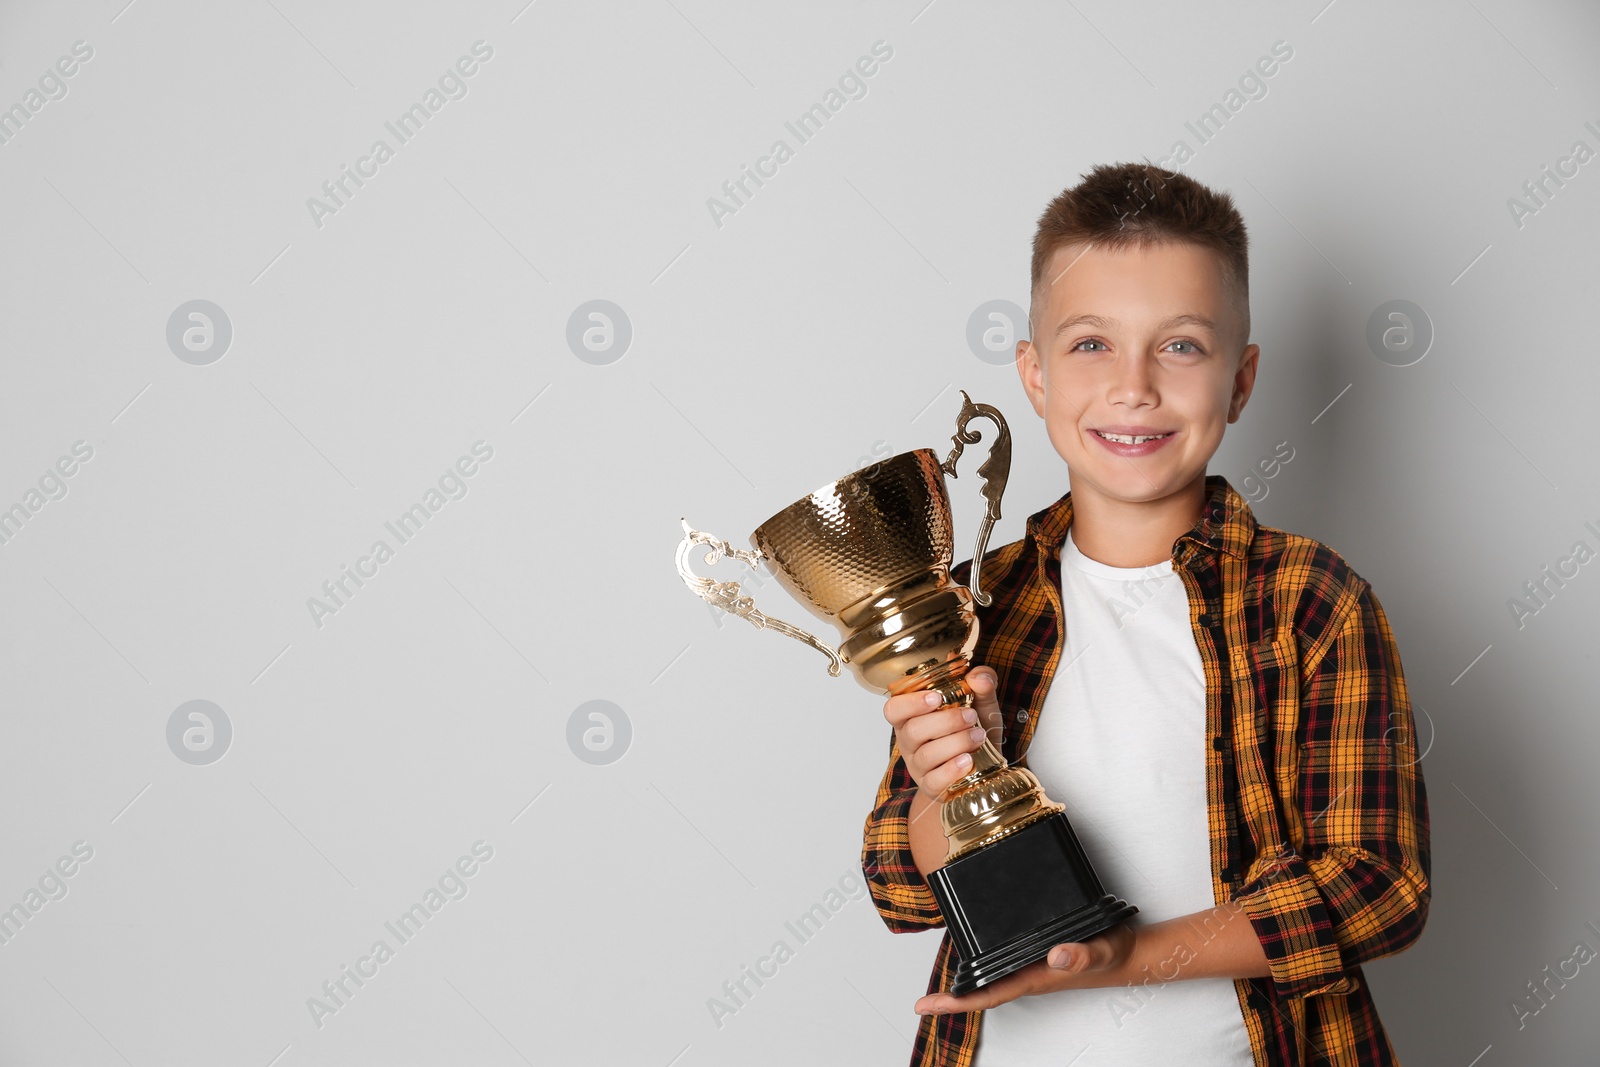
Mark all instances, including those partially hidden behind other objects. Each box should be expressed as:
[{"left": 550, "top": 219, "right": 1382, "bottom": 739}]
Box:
[
  {"left": 1228, "top": 343, "right": 1262, "bottom": 422},
  {"left": 1017, "top": 340, "right": 1047, "bottom": 418}
]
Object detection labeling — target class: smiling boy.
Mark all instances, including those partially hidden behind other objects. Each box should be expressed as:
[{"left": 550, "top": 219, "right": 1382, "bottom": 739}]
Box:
[{"left": 861, "top": 163, "right": 1431, "bottom": 1066}]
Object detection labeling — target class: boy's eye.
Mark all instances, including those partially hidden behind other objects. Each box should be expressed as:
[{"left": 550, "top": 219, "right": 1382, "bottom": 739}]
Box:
[{"left": 1069, "top": 338, "right": 1204, "bottom": 354}]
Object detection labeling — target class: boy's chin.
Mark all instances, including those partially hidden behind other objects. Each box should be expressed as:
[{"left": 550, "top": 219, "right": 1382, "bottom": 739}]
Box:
[{"left": 1068, "top": 463, "right": 1203, "bottom": 500}]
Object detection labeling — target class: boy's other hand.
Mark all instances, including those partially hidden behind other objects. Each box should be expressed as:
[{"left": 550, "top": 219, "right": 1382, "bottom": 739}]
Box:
[
  {"left": 914, "top": 924, "right": 1138, "bottom": 1015},
  {"left": 883, "top": 666, "right": 1005, "bottom": 802}
]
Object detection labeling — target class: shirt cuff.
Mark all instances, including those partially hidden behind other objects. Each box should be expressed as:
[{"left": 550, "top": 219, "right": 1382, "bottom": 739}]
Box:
[
  {"left": 1233, "top": 849, "right": 1360, "bottom": 999},
  {"left": 862, "top": 787, "right": 946, "bottom": 932}
]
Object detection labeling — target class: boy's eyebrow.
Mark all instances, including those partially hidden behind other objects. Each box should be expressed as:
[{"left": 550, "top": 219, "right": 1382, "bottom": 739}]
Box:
[{"left": 1053, "top": 312, "right": 1219, "bottom": 336}]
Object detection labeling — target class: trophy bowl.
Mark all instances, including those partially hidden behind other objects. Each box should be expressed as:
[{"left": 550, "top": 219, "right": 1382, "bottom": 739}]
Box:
[{"left": 751, "top": 448, "right": 979, "bottom": 697}]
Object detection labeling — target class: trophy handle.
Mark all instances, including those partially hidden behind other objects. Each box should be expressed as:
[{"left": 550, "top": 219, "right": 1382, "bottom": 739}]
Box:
[
  {"left": 939, "top": 389, "right": 1011, "bottom": 608},
  {"left": 675, "top": 519, "right": 844, "bottom": 677}
]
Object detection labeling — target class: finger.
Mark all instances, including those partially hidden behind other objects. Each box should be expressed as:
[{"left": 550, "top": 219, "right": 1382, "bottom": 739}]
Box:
[
  {"left": 1047, "top": 936, "right": 1106, "bottom": 973},
  {"left": 882, "top": 689, "right": 946, "bottom": 729},
  {"left": 914, "top": 967, "right": 1032, "bottom": 1015},
  {"left": 1047, "top": 943, "right": 1081, "bottom": 971},
  {"left": 904, "top": 728, "right": 978, "bottom": 784},
  {"left": 925, "top": 754, "right": 974, "bottom": 797},
  {"left": 912, "top": 731, "right": 989, "bottom": 793},
  {"left": 901, "top": 705, "right": 982, "bottom": 751},
  {"left": 968, "top": 667, "right": 1004, "bottom": 737}
]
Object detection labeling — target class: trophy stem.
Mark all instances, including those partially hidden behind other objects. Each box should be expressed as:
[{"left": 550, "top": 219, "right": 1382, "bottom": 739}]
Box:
[
  {"left": 913, "top": 693, "right": 1005, "bottom": 776},
  {"left": 908, "top": 664, "right": 1067, "bottom": 866},
  {"left": 967, "top": 738, "right": 1007, "bottom": 777}
]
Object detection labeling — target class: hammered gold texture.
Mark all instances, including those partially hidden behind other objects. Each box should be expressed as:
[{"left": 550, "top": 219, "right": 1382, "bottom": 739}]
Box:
[{"left": 751, "top": 450, "right": 954, "bottom": 618}]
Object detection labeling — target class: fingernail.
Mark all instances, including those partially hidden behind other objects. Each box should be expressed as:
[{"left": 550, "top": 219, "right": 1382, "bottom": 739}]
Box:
[
  {"left": 961, "top": 708, "right": 978, "bottom": 725},
  {"left": 924, "top": 691, "right": 943, "bottom": 708},
  {"left": 955, "top": 753, "right": 972, "bottom": 770},
  {"left": 968, "top": 727, "right": 986, "bottom": 744}
]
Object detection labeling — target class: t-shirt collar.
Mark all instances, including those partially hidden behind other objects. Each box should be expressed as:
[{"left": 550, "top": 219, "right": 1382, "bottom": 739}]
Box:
[{"left": 1024, "top": 473, "right": 1257, "bottom": 565}]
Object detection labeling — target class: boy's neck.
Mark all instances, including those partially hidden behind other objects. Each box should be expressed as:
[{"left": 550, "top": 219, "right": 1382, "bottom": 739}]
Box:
[{"left": 1065, "top": 472, "right": 1209, "bottom": 569}]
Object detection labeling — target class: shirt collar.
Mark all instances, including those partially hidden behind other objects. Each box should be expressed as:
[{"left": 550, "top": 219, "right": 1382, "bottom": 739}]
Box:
[{"left": 1023, "top": 473, "right": 1257, "bottom": 565}]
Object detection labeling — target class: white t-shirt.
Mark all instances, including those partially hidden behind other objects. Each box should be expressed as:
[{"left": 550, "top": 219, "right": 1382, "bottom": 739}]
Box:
[{"left": 972, "top": 527, "right": 1255, "bottom": 1066}]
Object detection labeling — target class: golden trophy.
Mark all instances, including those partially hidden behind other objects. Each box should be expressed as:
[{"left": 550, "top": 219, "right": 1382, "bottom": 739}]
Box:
[{"left": 675, "top": 391, "right": 1136, "bottom": 994}]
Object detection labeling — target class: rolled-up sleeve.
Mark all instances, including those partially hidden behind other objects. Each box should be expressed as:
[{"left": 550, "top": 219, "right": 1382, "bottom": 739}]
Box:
[
  {"left": 861, "top": 733, "right": 947, "bottom": 932},
  {"left": 1233, "top": 583, "right": 1432, "bottom": 1000}
]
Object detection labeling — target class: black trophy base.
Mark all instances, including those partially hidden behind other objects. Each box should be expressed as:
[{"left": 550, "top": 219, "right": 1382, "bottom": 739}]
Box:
[{"left": 927, "top": 810, "right": 1137, "bottom": 996}]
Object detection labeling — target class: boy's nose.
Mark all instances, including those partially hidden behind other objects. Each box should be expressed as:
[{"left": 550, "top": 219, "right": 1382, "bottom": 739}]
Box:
[{"left": 1107, "top": 355, "right": 1158, "bottom": 404}]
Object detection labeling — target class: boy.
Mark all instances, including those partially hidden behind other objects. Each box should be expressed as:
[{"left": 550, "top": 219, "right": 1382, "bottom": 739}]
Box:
[{"left": 861, "top": 163, "right": 1431, "bottom": 1066}]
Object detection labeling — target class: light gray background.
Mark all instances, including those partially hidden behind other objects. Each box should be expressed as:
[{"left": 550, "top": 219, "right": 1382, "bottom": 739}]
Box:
[{"left": 1, "top": 0, "right": 1596, "bottom": 1064}]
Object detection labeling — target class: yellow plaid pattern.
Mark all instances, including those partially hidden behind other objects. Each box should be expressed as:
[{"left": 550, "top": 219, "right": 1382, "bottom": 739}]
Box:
[{"left": 860, "top": 474, "right": 1431, "bottom": 1066}]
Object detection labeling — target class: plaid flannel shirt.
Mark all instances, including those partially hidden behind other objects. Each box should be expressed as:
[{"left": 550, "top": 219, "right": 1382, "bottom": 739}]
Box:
[{"left": 861, "top": 474, "right": 1431, "bottom": 1066}]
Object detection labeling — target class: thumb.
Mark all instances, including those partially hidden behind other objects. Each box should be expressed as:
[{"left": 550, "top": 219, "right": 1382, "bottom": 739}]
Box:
[
  {"left": 967, "top": 667, "right": 1004, "bottom": 740},
  {"left": 1047, "top": 944, "right": 1080, "bottom": 971}
]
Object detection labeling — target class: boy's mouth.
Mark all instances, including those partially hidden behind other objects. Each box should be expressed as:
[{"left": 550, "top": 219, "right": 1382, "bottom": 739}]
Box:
[{"left": 1091, "top": 429, "right": 1176, "bottom": 444}]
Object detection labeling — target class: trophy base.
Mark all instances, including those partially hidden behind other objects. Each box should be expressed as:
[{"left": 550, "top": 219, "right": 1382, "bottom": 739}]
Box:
[{"left": 927, "top": 810, "right": 1138, "bottom": 996}]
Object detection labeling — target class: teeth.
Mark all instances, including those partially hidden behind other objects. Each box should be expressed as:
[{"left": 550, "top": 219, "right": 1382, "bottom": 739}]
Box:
[{"left": 1096, "top": 431, "right": 1172, "bottom": 444}]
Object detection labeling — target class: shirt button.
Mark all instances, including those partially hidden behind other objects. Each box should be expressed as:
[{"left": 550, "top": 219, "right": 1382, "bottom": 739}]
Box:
[
  {"left": 1197, "top": 612, "right": 1212, "bottom": 628},
  {"left": 1015, "top": 709, "right": 1028, "bottom": 722},
  {"left": 1212, "top": 735, "right": 1227, "bottom": 751},
  {"left": 1220, "top": 865, "right": 1235, "bottom": 880}
]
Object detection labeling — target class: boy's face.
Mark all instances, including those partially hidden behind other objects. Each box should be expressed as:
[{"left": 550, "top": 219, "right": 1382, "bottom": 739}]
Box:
[{"left": 1018, "top": 239, "right": 1260, "bottom": 511}]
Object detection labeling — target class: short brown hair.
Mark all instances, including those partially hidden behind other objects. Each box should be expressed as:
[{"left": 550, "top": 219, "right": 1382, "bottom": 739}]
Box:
[{"left": 1029, "top": 162, "right": 1251, "bottom": 349}]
